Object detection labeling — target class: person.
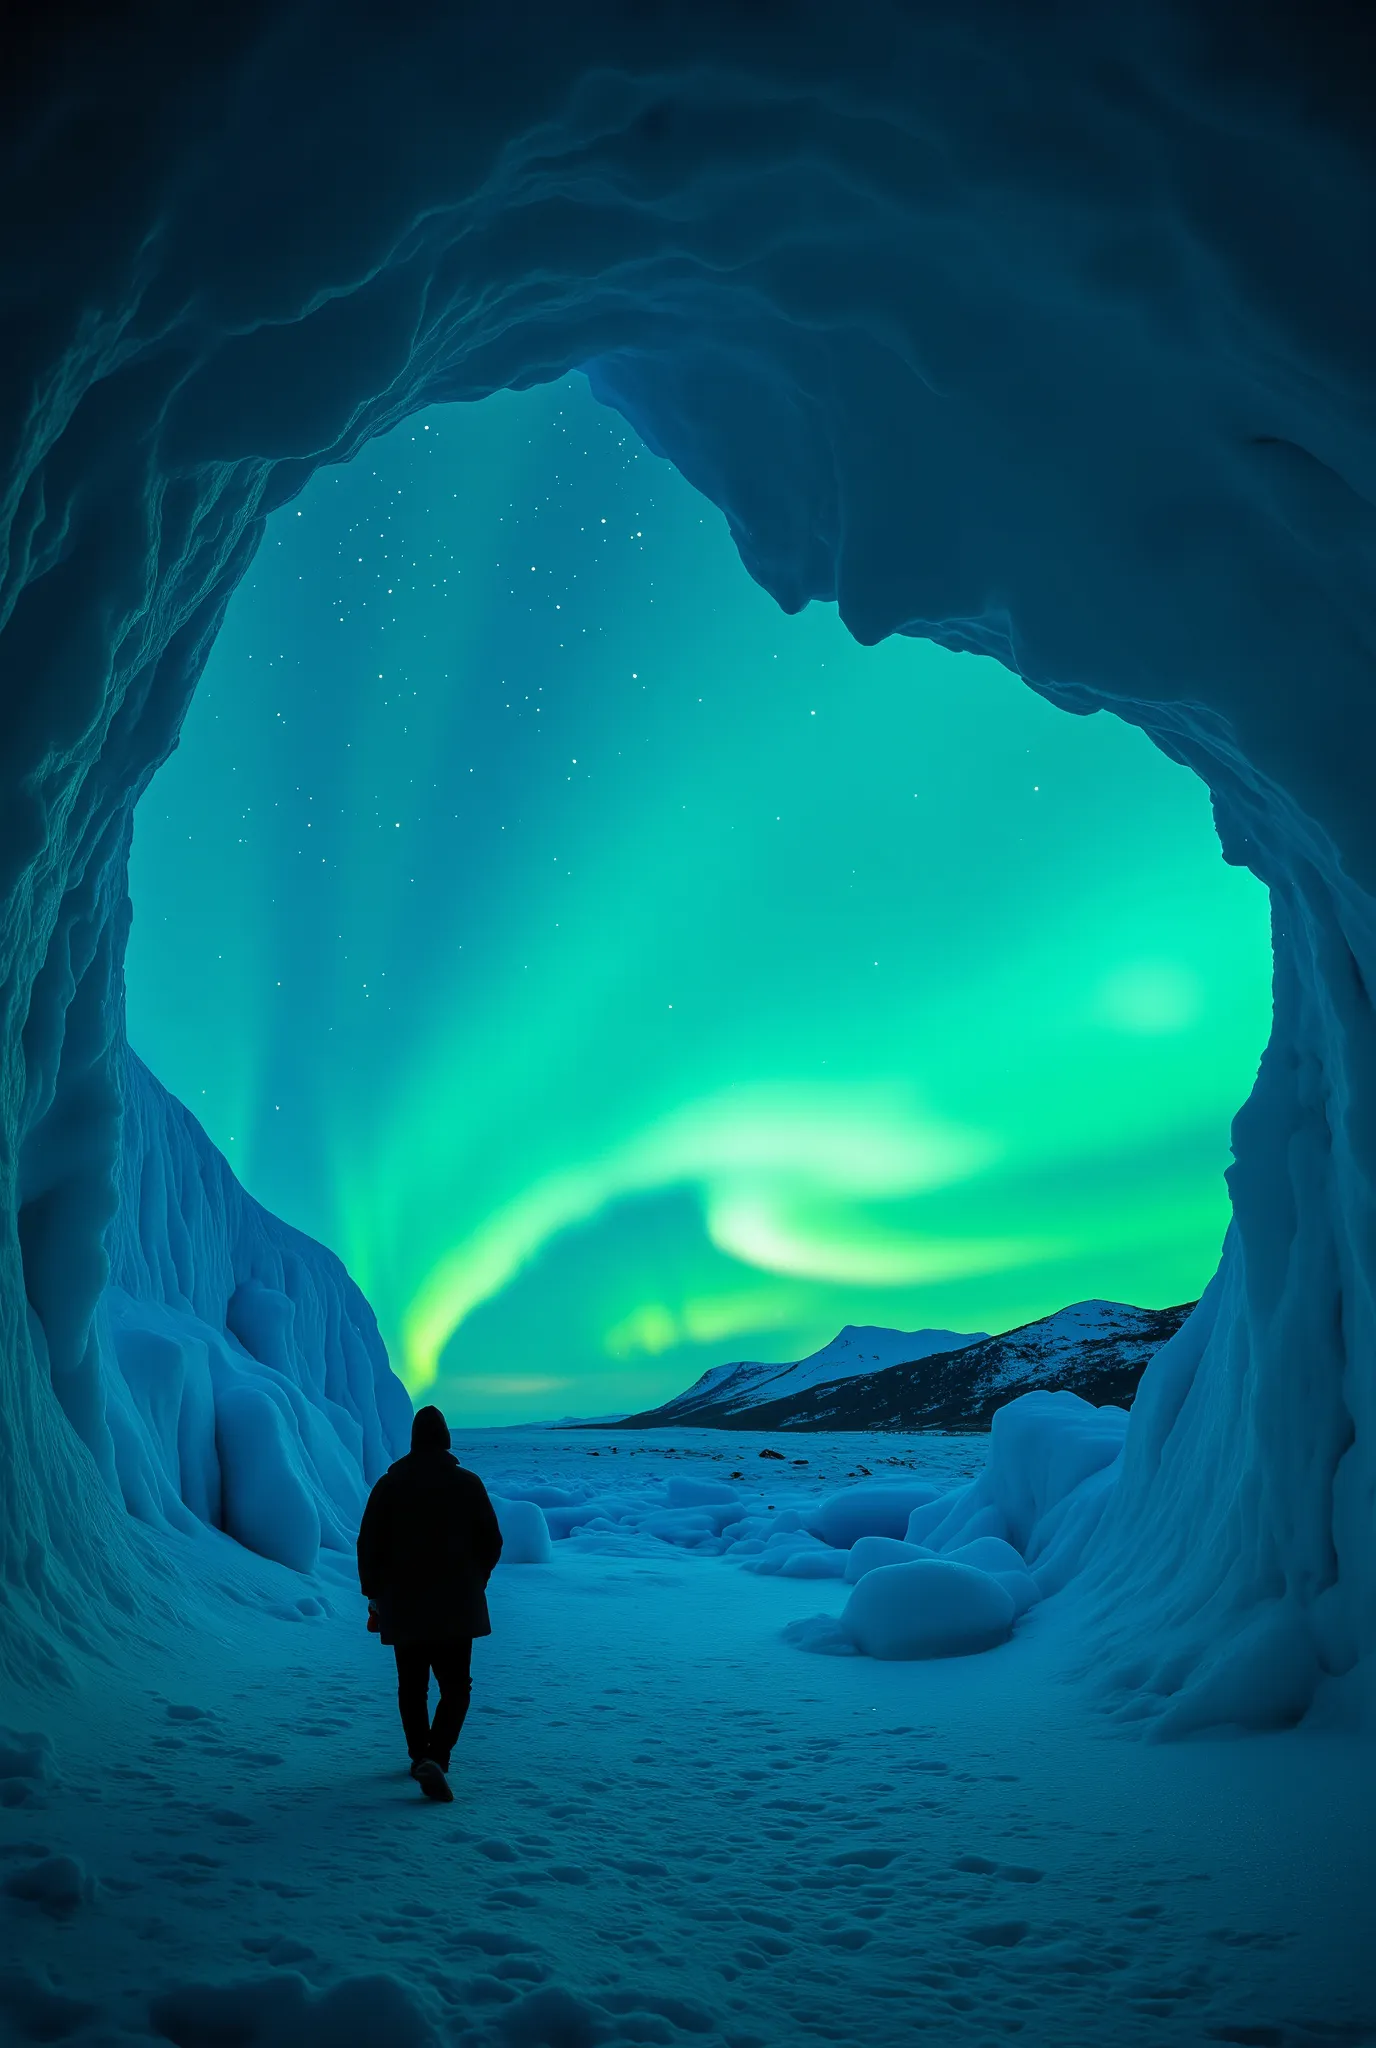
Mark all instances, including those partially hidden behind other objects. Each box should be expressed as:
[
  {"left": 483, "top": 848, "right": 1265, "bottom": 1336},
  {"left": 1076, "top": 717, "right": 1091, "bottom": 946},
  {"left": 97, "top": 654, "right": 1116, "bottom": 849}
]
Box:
[{"left": 356, "top": 1405, "right": 503, "bottom": 1802}]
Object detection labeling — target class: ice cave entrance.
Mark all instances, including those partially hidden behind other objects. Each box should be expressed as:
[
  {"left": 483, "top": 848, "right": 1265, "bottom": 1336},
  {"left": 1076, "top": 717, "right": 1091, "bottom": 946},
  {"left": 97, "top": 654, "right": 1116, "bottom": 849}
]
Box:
[{"left": 125, "top": 375, "right": 1272, "bottom": 1432}]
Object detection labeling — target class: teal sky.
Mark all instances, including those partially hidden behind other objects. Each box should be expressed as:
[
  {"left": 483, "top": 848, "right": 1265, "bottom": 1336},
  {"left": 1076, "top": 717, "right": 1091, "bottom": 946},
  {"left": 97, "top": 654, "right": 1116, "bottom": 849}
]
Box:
[{"left": 125, "top": 377, "right": 1272, "bottom": 1423}]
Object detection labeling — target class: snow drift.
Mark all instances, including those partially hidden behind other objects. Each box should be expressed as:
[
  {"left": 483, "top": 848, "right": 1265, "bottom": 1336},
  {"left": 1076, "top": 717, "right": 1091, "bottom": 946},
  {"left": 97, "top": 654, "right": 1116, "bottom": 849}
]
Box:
[{"left": 1, "top": 2, "right": 1374, "bottom": 1732}]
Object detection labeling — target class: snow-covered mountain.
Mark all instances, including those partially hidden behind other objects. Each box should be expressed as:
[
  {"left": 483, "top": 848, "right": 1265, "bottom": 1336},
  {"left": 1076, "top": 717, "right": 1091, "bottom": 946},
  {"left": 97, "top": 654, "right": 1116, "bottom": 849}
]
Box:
[
  {"left": 618, "top": 1300, "right": 1194, "bottom": 1432},
  {"left": 617, "top": 1323, "right": 984, "bottom": 1428}
]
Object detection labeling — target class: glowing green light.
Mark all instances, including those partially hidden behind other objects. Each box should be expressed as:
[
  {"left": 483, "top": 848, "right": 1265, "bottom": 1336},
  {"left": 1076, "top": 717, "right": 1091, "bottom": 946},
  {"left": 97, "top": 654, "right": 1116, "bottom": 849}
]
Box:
[{"left": 126, "top": 376, "right": 1272, "bottom": 1423}]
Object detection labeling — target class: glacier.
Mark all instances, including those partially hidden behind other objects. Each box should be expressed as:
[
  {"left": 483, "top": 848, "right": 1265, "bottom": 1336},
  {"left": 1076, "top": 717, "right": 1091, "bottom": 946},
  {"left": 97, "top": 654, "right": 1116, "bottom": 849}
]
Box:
[{"left": 1, "top": 0, "right": 1374, "bottom": 1757}]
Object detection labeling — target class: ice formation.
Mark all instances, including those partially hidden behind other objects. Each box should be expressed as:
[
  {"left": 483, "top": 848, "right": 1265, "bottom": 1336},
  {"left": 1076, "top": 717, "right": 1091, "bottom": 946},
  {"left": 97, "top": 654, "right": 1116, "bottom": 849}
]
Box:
[
  {"left": 101, "top": 1050, "right": 410, "bottom": 1571},
  {"left": 1, "top": 4, "right": 1374, "bottom": 1740},
  {"left": 478, "top": 1396, "right": 1127, "bottom": 1671}
]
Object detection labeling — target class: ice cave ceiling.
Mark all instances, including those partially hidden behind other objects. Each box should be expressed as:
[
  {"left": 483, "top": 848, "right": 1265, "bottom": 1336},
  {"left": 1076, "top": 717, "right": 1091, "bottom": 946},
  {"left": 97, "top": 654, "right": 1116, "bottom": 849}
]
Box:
[{"left": 2, "top": 0, "right": 1374, "bottom": 1727}]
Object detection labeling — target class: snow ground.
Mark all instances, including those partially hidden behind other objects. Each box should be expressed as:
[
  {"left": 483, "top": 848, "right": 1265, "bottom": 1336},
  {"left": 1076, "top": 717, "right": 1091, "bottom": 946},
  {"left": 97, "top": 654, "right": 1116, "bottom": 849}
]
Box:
[{"left": 1, "top": 1430, "right": 1372, "bottom": 2048}]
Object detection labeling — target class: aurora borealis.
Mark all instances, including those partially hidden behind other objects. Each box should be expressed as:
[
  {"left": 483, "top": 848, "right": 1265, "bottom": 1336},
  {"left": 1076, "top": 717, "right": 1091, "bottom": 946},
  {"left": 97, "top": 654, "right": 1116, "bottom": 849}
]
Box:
[{"left": 126, "top": 377, "right": 1272, "bottom": 1423}]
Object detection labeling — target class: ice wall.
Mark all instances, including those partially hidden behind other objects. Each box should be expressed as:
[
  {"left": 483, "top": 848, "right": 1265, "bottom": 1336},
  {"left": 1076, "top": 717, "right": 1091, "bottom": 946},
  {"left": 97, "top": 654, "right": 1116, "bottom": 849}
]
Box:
[
  {"left": 1, "top": 2, "right": 1373, "bottom": 1726},
  {"left": 9, "top": 847, "right": 409, "bottom": 1681},
  {"left": 101, "top": 1047, "right": 410, "bottom": 1570}
]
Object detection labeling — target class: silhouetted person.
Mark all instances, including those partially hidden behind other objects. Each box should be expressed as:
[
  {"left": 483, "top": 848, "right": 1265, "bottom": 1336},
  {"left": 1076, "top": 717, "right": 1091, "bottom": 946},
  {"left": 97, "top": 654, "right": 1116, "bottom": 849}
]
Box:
[{"left": 357, "top": 1405, "right": 503, "bottom": 1802}]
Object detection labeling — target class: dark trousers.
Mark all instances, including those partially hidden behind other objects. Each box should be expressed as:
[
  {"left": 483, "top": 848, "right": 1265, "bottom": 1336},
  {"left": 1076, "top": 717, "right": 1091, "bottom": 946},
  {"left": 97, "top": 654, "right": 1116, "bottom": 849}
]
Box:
[{"left": 394, "top": 1637, "right": 473, "bottom": 1766}]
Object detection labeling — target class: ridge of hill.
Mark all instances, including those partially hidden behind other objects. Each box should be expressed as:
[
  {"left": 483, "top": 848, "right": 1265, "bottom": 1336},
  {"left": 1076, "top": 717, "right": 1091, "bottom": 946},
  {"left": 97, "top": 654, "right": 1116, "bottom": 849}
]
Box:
[
  {"left": 615, "top": 1299, "right": 1194, "bottom": 1432},
  {"left": 614, "top": 1323, "right": 983, "bottom": 1429}
]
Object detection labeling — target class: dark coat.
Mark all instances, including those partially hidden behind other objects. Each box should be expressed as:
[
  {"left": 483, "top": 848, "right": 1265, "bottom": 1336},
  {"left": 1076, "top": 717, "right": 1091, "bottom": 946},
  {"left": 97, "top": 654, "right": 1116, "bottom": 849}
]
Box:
[{"left": 356, "top": 1449, "right": 503, "bottom": 1645}]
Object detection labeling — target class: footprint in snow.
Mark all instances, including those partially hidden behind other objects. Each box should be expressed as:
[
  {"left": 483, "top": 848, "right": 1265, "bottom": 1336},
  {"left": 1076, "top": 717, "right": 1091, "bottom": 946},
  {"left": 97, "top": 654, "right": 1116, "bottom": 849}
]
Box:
[
  {"left": 488, "top": 1957, "right": 546, "bottom": 1983},
  {"left": 963, "top": 1918, "right": 1032, "bottom": 1947},
  {"left": 450, "top": 1929, "right": 539, "bottom": 1957},
  {"left": 242, "top": 1935, "right": 316, "bottom": 1965},
  {"left": 741, "top": 1933, "right": 792, "bottom": 1959},
  {"left": 953, "top": 1855, "right": 1044, "bottom": 1883},
  {"left": 462, "top": 1973, "right": 523, "bottom": 2007},
  {"left": 817, "top": 1924, "right": 872, "bottom": 1950},
  {"left": 1209, "top": 1927, "right": 1291, "bottom": 1950}
]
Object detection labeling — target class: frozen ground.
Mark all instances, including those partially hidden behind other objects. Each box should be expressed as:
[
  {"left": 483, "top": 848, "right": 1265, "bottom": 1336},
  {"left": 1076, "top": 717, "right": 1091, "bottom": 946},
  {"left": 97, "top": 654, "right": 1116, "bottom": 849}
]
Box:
[{"left": 1, "top": 1429, "right": 1372, "bottom": 2048}]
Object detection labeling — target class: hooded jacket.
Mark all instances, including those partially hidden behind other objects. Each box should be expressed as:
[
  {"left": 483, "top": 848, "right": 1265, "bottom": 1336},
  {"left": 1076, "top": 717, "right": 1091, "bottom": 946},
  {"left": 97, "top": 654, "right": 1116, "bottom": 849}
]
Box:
[{"left": 356, "top": 1409, "right": 504, "bottom": 1645}]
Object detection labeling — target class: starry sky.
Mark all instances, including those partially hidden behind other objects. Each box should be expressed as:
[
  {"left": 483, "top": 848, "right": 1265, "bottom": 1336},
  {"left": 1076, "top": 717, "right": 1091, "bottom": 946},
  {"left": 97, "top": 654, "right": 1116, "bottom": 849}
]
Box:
[{"left": 126, "top": 377, "right": 1272, "bottom": 1423}]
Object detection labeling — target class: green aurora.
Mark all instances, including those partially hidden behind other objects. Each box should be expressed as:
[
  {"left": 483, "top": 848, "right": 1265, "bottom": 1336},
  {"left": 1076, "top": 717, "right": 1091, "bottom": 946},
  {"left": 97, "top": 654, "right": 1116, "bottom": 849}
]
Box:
[{"left": 126, "top": 378, "right": 1272, "bottom": 1423}]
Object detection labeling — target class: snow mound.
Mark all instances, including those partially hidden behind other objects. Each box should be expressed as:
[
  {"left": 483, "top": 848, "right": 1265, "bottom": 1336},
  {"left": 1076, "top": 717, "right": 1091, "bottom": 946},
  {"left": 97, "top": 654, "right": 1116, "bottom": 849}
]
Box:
[
  {"left": 843, "top": 1560, "right": 1017, "bottom": 1660},
  {"left": 778, "top": 1548, "right": 849, "bottom": 1580},
  {"left": 808, "top": 1480, "right": 944, "bottom": 1548},
  {"left": 490, "top": 1497, "right": 553, "bottom": 1564},
  {"left": 843, "top": 1536, "right": 933, "bottom": 1583},
  {"left": 788, "top": 1392, "right": 1130, "bottom": 1661}
]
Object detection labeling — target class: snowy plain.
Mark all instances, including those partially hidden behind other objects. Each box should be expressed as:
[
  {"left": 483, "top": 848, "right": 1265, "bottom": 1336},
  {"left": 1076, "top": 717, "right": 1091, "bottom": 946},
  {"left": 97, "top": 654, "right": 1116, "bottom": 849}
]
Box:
[{"left": 2, "top": 1427, "right": 1373, "bottom": 2048}]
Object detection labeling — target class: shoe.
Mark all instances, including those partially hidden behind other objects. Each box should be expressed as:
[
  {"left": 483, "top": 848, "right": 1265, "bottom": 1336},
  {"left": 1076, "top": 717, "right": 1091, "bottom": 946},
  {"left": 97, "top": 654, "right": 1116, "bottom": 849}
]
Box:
[
  {"left": 409, "top": 1760, "right": 425, "bottom": 1779},
  {"left": 415, "top": 1759, "right": 453, "bottom": 1803}
]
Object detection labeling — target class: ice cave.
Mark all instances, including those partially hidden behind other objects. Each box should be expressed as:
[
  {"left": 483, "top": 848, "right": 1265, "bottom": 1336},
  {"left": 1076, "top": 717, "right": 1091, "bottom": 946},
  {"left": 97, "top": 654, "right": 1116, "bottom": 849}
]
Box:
[{"left": 1, "top": 5, "right": 1374, "bottom": 2045}]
